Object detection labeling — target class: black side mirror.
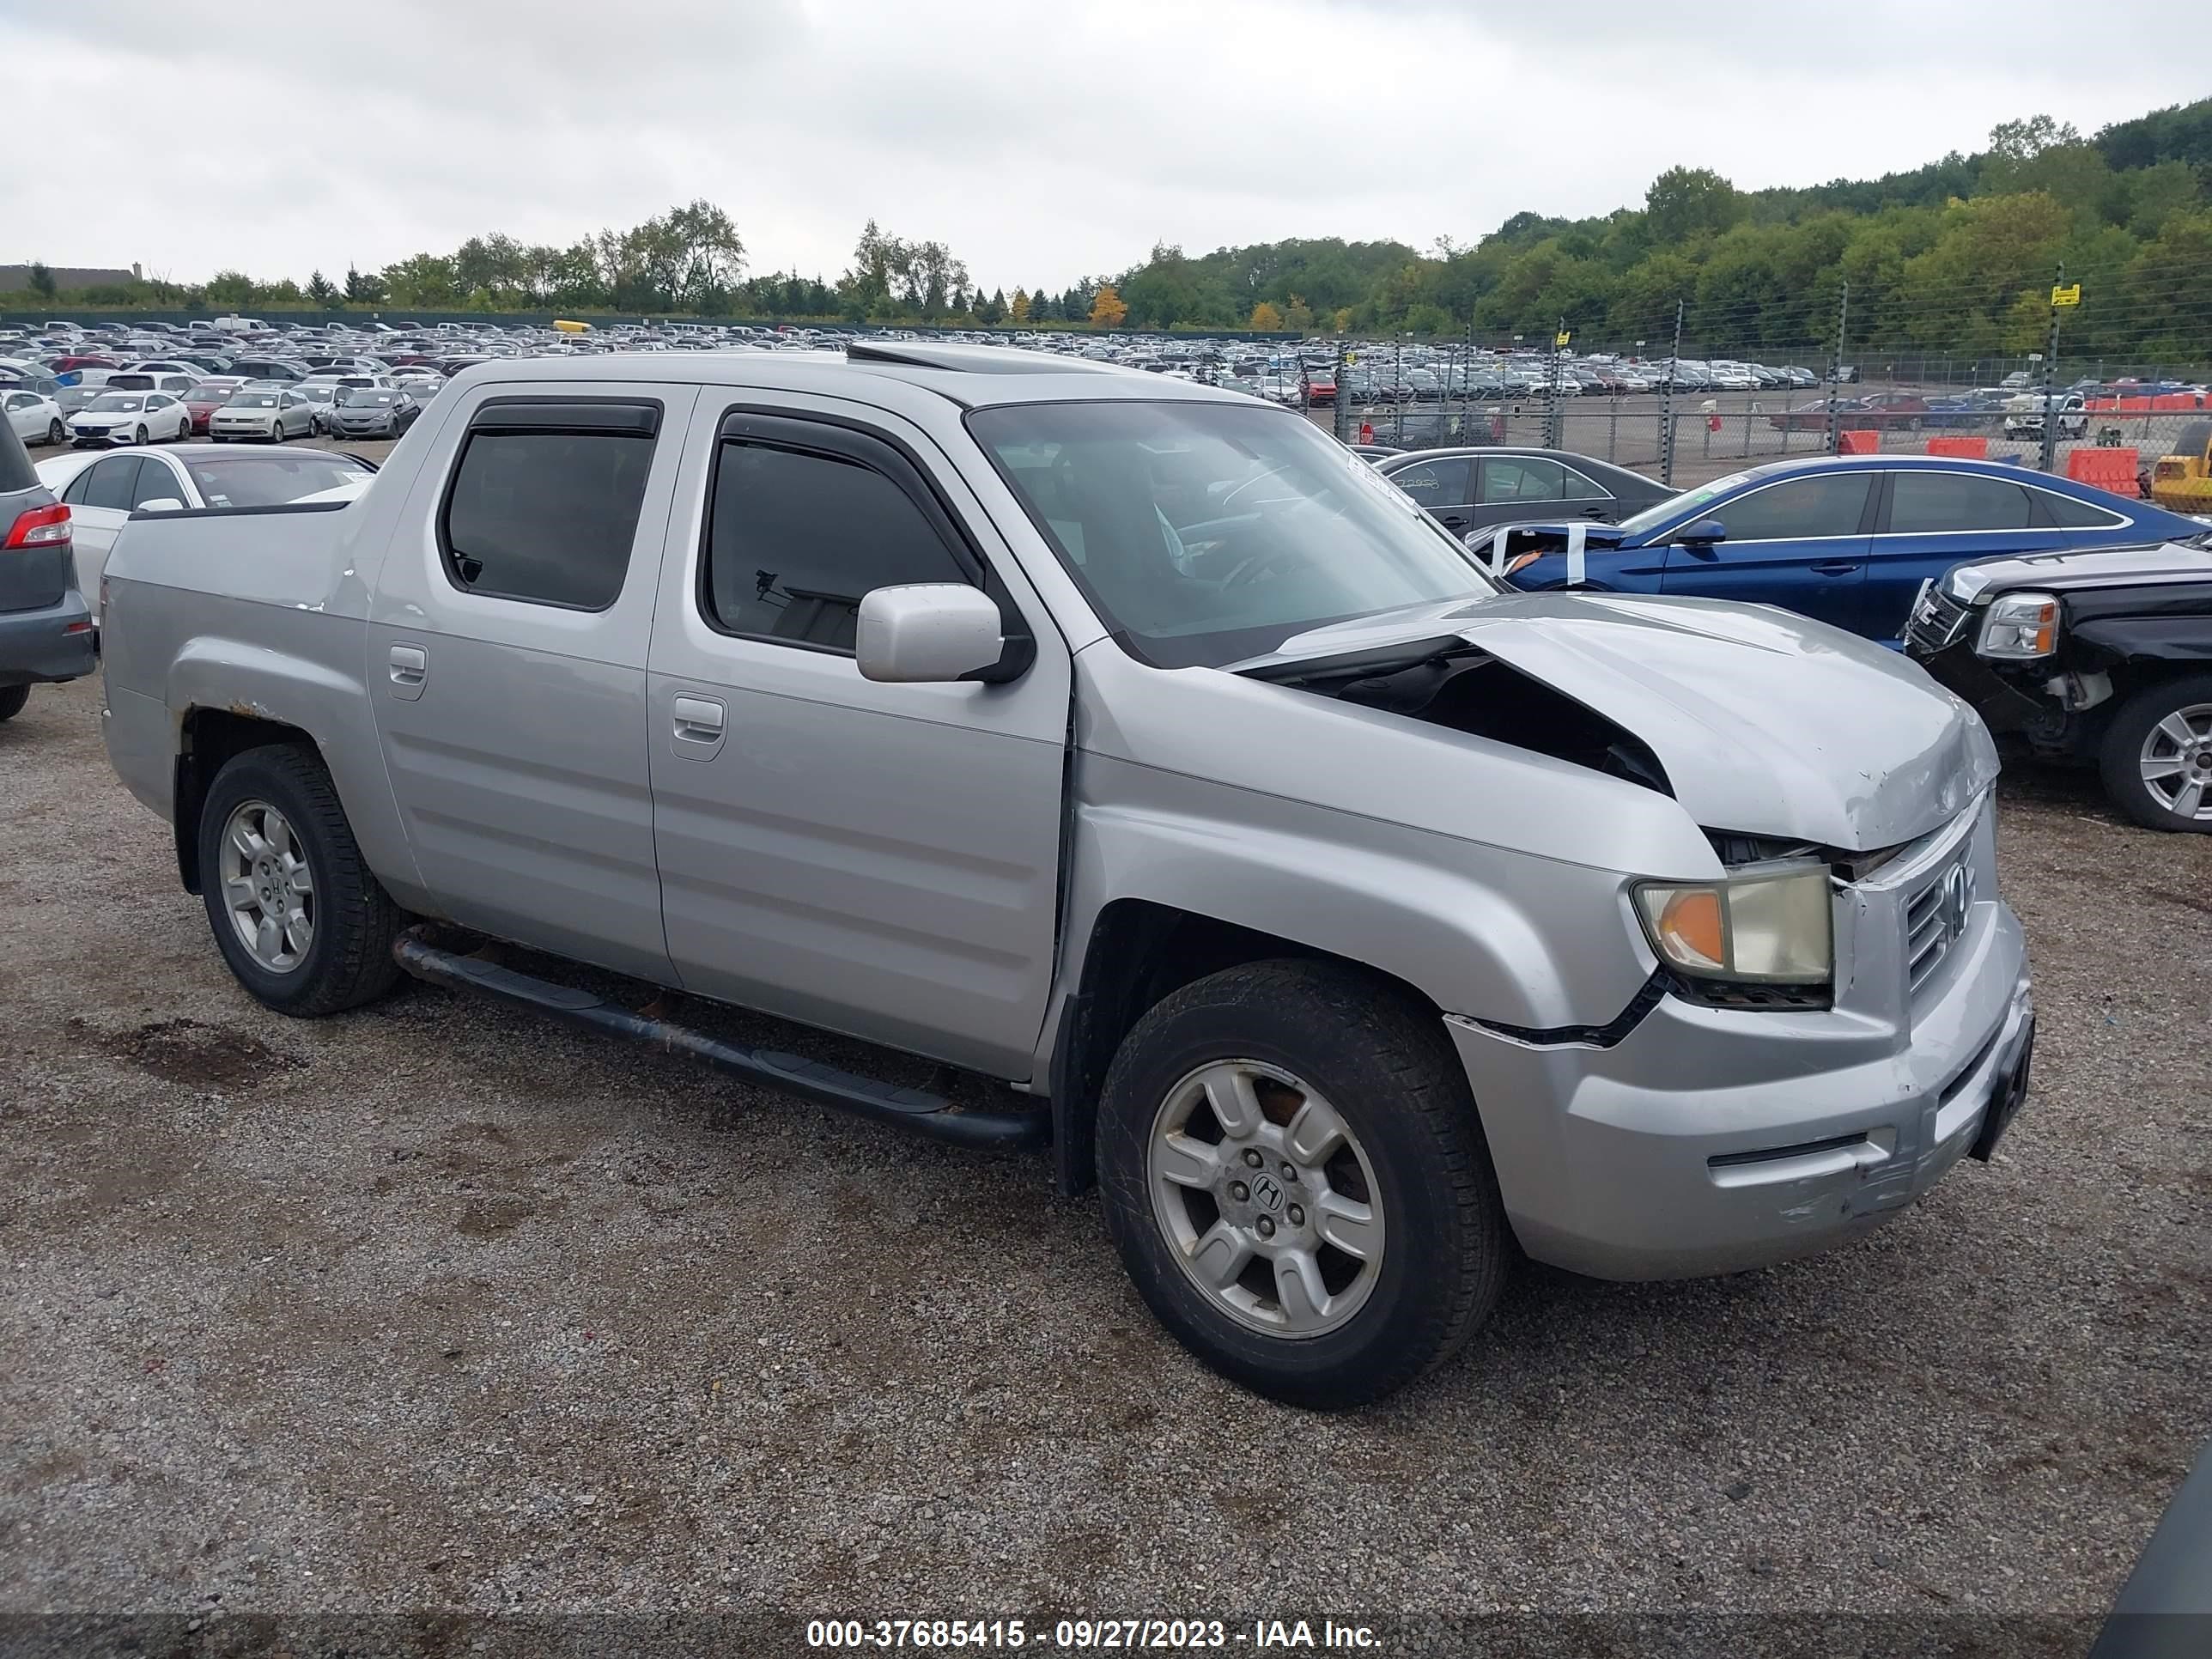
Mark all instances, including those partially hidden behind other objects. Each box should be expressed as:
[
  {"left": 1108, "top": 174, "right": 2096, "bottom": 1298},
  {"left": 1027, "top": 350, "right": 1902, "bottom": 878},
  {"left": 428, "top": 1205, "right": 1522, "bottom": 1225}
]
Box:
[{"left": 1676, "top": 518, "right": 1728, "bottom": 548}]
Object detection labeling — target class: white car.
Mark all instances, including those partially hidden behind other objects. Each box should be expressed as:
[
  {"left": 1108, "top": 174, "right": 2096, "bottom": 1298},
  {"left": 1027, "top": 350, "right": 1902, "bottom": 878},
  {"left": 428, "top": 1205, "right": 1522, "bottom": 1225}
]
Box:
[
  {"left": 37, "top": 444, "right": 374, "bottom": 613},
  {"left": 4, "top": 389, "right": 67, "bottom": 447},
  {"left": 208, "top": 387, "right": 315, "bottom": 442},
  {"left": 68, "top": 391, "right": 191, "bottom": 447}
]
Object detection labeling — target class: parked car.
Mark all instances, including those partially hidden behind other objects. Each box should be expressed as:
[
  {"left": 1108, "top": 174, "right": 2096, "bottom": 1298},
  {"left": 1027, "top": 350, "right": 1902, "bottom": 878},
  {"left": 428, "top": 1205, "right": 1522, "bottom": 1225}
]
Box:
[
  {"left": 1489, "top": 454, "right": 2208, "bottom": 644},
  {"left": 0, "top": 416, "right": 95, "bottom": 724},
  {"left": 2005, "top": 393, "right": 2090, "bottom": 442},
  {"left": 1906, "top": 542, "right": 2212, "bottom": 831},
  {"left": 1373, "top": 447, "right": 1674, "bottom": 541},
  {"left": 39, "top": 444, "right": 374, "bottom": 614},
  {"left": 69, "top": 391, "right": 191, "bottom": 447},
  {"left": 210, "top": 387, "right": 316, "bottom": 442},
  {"left": 5, "top": 389, "right": 67, "bottom": 447},
  {"left": 325, "top": 386, "right": 422, "bottom": 440},
  {"left": 179, "top": 378, "right": 251, "bottom": 434},
  {"left": 1769, "top": 392, "right": 1934, "bottom": 433},
  {"left": 98, "top": 343, "right": 2033, "bottom": 1408},
  {"left": 1301, "top": 368, "right": 1336, "bottom": 407}
]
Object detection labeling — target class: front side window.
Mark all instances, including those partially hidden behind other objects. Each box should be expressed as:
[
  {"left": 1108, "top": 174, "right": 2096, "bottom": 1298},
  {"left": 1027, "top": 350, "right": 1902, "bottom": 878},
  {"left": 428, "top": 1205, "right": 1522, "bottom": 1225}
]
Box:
[
  {"left": 441, "top": 416, "right": 655, "bottom": 610},
  {"left": 1888, "top": 472, "right": 2033, "bottom": 533},
  {"left": 1479, "top": 456, "right": 1586, "bottom": 504},
  {"left": 1709, "top": 473, "right": 1873, "bottom": 540},
  {"left": 971, "top": 399, "right": 1494, "bottom": 670},
  {"left": 702, "top": 442, "right": 970, "bottom": 651}
]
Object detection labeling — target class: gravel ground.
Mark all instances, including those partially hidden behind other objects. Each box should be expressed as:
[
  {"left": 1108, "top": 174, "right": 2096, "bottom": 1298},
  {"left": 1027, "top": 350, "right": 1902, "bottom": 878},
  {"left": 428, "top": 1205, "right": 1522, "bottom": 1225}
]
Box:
[{"left": 0, "top": 674, "right": 2206, "bottom": 1655}]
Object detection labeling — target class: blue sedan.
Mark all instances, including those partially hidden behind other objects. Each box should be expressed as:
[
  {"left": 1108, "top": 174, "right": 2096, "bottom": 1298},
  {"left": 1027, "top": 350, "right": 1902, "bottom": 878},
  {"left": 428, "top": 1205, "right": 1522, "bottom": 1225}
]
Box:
[{"left": 1492, "top": 455, "right": 2205, "bottom": 645}]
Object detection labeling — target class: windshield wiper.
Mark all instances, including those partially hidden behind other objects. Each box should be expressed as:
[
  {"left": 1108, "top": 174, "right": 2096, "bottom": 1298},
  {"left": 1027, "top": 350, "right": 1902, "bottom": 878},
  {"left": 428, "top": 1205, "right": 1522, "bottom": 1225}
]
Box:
[{"left": 1235, "top": 635, "right": 1480, "bottom": 689}]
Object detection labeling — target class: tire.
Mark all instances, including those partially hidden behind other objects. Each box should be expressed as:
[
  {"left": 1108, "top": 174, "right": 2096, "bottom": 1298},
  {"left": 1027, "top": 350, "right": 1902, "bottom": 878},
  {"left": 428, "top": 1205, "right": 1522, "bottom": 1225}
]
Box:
[
  {"left": 2098, "top": 674, "right": 2212, "bottom": 833},
  {"left": 134, "top": 425, "right": 148, "bottom": 446},
  {"left": 1096, "top": 960, "right": 1510, "bottom": 1409},
  {"left": 197, "top": 744, "right": 406, "bottom": 1014},
  {"left": 0, "top": 684, "right": 29, "bottom": 722},
  {"left": 46, "top": 418, "right": 64, "bottom": 446}
]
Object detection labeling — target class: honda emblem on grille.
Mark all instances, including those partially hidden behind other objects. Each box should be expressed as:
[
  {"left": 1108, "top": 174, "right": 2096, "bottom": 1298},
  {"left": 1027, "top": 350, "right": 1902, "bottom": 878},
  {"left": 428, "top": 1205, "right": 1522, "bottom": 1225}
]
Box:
[{"left": 1941, "top": 862, "right": 1974, "bottom": 945}]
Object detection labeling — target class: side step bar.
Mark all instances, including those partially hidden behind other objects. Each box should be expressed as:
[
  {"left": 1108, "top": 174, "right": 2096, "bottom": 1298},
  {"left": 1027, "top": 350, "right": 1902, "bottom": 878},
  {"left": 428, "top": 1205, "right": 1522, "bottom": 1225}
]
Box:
[{"left": 392, "top": 933, "right": 1050, "bottom": 1152}]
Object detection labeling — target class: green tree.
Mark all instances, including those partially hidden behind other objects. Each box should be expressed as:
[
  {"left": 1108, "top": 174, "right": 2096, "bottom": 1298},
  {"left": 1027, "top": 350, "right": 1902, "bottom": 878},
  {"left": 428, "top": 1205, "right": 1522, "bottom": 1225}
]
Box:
[
  {"left": 27, "top": 261, "right": 57, "bottom": 301},
  {"left": 342, "top": 264, "right": 385, "bottom": 305},
  {"left": 1644, "top": 167, "right": 1745, "bottom": 246},
  {"left": 307, "top": 270, "right": 338, "bottom": 307}
]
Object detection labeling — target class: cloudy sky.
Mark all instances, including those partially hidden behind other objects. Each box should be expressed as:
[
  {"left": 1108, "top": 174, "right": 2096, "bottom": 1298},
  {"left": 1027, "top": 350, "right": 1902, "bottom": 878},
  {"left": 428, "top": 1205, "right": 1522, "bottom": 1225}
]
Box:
[{"left": 10, "top": 1, "right": 2204, "bottom": 291}]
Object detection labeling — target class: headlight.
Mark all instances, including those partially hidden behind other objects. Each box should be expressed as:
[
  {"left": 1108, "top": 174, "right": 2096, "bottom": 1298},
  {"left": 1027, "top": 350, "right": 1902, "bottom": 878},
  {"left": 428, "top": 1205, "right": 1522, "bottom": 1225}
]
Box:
[
  {"left": 1635, "top": 863, "right": 1832, "bottom": 984},
  {"left": 1976, "top": 591, "right": 2059, "bottom": 659}
]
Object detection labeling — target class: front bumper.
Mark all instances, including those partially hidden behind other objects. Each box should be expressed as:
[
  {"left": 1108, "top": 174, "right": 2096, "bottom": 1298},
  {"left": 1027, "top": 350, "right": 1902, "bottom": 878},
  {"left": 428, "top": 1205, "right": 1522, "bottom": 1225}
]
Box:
[
  {"left": 1446, "top": 816, "right": 2033, "bottom": 1280},
  {"left": 1908, "top": 636, "right": 2049, "bottom": 735},
  {"left": 0, "top": 590, "right": 98, "bottom": 686},
  {"left": 69, "top": 427, "right": 129, "bottom": 447}
]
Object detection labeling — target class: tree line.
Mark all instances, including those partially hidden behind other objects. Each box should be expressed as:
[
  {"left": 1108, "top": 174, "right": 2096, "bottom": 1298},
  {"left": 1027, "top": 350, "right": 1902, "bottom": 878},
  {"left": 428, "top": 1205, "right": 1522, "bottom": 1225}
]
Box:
[{"left": 12, "top": 96, "right": 2212, "bottom": 360}]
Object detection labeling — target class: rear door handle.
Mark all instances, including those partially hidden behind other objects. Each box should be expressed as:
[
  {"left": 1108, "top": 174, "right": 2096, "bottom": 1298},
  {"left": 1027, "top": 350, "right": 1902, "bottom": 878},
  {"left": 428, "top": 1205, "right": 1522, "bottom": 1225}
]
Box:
[
  {"left": 1810, "top": 560, "right": 1863, "bottom": 576},
  {"left": 387, "top": 642, "right": 427, "bottom": 700},
  {"left": 672, "top": 693, "right": 726, "bottom": 758}
]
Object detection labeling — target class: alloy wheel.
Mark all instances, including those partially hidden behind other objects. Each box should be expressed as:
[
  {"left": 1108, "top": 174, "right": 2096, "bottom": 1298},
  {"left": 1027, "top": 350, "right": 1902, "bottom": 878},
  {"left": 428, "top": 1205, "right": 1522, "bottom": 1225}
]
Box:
[
  {"left": 2140, "top": 702, "right": 2212, "bottom": 821},
  {"left": 217, "top": 799, "right": 316, "bottom": 972},
  {"left": 1146, "top": 1059, "right": 1384, "bottom": 1338}
]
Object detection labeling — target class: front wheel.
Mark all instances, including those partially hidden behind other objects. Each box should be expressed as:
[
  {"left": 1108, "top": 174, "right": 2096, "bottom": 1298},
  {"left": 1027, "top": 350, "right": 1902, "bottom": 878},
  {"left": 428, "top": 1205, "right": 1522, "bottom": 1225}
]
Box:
[
  {"left": 46, "top": 419, "right": 64, "bottom": 446},
  {"left": 2099, "top": 675, "right": 2212, "bottom": 832},
  {"left": 134, "top": 425, "right": 148, "bottom": 446},
  {"left": 1097, "top": 960, "right": 1510, "bottom": 1408},
  {"left": 197, "top": 744, "right": 407, "bottom": 1013}
]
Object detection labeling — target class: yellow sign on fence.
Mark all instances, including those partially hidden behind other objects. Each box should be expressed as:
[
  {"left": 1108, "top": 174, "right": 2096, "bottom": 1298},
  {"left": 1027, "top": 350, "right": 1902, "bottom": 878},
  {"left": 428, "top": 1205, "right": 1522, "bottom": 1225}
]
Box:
[
  {"left": 2051, "top": 284, "right": 2081, "bottom": 307},
  {"left": 1554, "top": 331, "right": 1572, "bottom": 347}
]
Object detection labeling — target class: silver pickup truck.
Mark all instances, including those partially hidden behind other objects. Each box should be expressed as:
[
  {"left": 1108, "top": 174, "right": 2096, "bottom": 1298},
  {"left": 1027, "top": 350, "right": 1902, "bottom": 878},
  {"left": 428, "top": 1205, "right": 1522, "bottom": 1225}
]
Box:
[{"left": 99, "top": 343, "right": 2034, "bottom": 1407}]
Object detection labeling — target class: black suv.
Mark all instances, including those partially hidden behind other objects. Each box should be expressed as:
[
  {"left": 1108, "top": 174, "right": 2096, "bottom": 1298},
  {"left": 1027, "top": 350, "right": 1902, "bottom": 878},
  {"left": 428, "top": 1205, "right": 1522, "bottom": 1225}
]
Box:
[
  {"left": 0, "top": 415, "right": 95, "bottom": 722},
  {"left": 1906, "top": 542, "right": 2212, "bottom": 832}
]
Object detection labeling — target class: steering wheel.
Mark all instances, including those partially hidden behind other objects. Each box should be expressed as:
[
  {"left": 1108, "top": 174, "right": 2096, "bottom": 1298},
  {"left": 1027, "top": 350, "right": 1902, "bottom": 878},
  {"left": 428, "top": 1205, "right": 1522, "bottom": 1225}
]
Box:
[
  {"left": 1217, "top": 543, "right": 1309, "bottom": 590},
  {"left": 1218, "top": 463, "right": 1295, "bottom": 511}
]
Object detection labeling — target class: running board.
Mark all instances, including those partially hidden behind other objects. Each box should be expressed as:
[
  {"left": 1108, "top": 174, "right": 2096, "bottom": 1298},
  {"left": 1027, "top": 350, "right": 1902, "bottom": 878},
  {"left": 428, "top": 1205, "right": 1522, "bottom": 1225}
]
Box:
[{"left": 392, "top": 933, "right": 1049, "bottom": 1152}]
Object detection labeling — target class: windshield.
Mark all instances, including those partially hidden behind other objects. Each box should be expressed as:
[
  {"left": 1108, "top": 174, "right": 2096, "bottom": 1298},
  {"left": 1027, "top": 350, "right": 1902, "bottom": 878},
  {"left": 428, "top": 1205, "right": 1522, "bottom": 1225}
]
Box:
[
  {"left": 969, "top": 400, "right": 1496, "bottom": 669},
  {"left": 1614, "top": 471, "right": 1744, "bottom": 536},
  {"left": 227, "top": 392, "right": 280, "bottom": 408},
  {"left": 182, "top": 453, "right": 371, "bottom": 507},
  {"left": 340, "top": 388, "right": 397, "bottom": 405},
  {"left": 87, "top": 394, "right": 145, "bottom": 412}
]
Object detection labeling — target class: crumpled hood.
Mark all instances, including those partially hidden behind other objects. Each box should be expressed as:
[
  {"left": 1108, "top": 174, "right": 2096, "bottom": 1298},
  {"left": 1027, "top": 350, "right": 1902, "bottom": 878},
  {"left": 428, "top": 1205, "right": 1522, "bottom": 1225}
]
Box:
[{"left": 1249, "top": 591, "right": 1998, "bottom": 852}]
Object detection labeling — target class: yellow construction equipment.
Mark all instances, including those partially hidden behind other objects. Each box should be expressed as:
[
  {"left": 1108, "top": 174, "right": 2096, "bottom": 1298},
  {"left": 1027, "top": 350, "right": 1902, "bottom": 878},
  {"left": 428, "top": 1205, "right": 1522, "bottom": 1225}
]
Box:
[
  {"left": 551, "top": 319, "right": 592, "bottom": 335},
  {"left": 2148, "top": 420, "right": 2212, "bottom": 514}
]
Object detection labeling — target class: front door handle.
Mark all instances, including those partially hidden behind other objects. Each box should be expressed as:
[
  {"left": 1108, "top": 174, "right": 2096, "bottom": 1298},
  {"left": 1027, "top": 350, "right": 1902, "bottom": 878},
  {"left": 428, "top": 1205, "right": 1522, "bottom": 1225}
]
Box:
[
  {"left": 387, "top": 642, "right": 427, "bottom": 700},
  {"left": 1809, "top": 560, "right": 1863, "bottom": 576},
  {"left": 672, "top": 693, "right": 726, "bottom": 758}
]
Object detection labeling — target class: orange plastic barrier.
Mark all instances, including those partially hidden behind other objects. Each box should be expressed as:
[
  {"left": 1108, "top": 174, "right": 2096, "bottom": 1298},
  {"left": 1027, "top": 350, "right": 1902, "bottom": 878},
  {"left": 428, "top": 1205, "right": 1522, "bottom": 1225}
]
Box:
[
  {"left": 1925, "top": 436, "right": 1989, "bottom": 459},
  {"left": 1838, "top": 428, "right": 1881, "bottom": 454},
  {"left": 2066, "top": 447, "right": 2140, "bottom": 495}
]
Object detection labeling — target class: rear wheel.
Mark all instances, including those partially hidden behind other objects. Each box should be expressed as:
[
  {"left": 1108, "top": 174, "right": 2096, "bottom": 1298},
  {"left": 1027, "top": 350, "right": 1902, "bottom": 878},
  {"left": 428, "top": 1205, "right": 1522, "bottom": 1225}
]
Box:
[
  {"left": 2100, "top": 675, "right": 2212, "bottom": 833},
  {"left": 0, "top": 684, "right": 30, "bottom": 722},
  {"left": 197, "top": 744, "right": 406, "bottom": 1014},
  {"left": 1097, "top": 960, "right": 1510, "bottom": 1408}
]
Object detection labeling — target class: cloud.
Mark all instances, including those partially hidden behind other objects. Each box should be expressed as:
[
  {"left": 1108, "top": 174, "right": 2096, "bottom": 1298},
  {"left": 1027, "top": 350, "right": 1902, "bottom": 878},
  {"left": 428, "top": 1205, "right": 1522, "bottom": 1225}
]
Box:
[{"left": 7, "top": 0, "right": 2203, "bottom": 292}]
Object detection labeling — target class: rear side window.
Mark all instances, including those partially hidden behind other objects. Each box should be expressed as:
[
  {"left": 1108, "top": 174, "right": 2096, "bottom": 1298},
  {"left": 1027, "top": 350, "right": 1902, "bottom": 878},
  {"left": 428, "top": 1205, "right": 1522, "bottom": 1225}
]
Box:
[
  {"left": 1386, "top": 456, "right": 1470, "bottom": 505},
  {"left": 0, "top": 418, "right": 34, "bottom": 493},
  {"left": 2032, "top": 488, "right": 2126, "bottom": 529},
  {"left": 83, "top": 457, "right": 146, "bottom": 512},
  {"left": 1713, "top": 473, "right": 1873, "bottom": 539},
  {"left": 702, "top": 441, "right": 971, "bottom": 652},
  {"left": 1888, "top": 471, "right": 2033, "bottom": 532},
  {"left": 439, "top": 404, "right": 657, "bottom": 610}
]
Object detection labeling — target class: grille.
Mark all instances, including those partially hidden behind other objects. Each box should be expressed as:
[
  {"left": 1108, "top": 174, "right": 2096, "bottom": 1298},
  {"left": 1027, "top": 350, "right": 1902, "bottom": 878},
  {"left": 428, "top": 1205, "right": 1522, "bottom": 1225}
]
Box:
[
  {"left": 1903, "top": 842, "right": 1977, "bottom": 994},
  {"left": 1907, "top": 585, "right": 1971, "bottom": 652}
]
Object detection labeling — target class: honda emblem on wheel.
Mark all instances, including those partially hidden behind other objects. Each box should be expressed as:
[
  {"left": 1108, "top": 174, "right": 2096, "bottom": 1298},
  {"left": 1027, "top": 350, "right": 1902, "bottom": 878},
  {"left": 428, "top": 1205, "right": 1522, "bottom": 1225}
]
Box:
[{"left": 1249, "top": 1172, "right": 1285, "bottom": 1214}]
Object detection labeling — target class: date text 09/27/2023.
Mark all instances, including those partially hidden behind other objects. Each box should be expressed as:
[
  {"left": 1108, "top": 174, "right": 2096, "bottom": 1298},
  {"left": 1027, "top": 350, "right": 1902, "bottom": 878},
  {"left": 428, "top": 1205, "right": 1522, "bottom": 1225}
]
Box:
[{"left": 806, "top": 1618, "right": 1382, "bottom": 1650}]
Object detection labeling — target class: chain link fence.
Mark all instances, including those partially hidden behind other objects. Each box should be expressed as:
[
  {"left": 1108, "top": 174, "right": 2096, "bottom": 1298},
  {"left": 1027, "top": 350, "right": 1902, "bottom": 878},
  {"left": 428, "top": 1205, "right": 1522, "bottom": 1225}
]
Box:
[{"left": 1311, "top": 288, "right": 2212, "bottom": 502}]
